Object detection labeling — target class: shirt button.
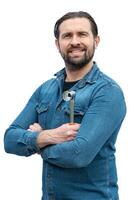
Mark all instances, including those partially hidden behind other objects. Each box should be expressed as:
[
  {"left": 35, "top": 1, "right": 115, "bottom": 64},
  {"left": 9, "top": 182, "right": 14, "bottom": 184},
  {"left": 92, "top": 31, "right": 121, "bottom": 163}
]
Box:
[{"left": 78, "top": 80, "right": 86, "bottom": 88}]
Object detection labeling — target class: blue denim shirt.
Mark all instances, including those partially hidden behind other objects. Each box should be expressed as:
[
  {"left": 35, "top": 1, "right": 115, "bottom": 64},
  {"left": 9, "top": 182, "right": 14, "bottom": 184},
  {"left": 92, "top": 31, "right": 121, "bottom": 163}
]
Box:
[{"left": 4, "top": 63, "right": 126, "bottom": 200}]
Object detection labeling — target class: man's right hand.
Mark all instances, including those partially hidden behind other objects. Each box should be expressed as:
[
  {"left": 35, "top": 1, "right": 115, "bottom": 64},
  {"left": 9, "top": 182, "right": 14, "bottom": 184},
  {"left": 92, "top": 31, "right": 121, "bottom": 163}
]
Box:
[{"left": 36, "top": 123, "right": 80, "bottom": 148}]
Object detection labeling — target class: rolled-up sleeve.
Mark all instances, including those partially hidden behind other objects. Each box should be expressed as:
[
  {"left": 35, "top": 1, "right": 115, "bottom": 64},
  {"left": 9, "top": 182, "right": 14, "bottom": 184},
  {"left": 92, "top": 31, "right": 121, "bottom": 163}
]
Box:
[
  {"left": 41, "top": 84, "right": 126, "bottom": 168},
  {"left": 4, "top": 88, "right": 41, "bottom": 156}
]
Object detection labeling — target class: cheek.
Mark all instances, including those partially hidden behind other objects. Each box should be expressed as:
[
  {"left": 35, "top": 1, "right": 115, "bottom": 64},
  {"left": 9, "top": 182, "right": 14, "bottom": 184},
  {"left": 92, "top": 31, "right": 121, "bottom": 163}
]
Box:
[
  {"left": 59, "top": 44, "right": 68, "bottom": 54},
  {"left": 58, "top": 39, "right": 70, "bottom": 50},
  {"left": 86, "top": 41, "right": 95, "bottom": 50},
  {"left": 84, "top": 37, "right": 94, "bottom": 45}
]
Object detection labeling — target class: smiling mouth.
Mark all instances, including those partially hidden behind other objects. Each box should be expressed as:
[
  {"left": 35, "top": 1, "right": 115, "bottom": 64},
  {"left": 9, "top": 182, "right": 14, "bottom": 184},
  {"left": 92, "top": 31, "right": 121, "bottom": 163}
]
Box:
[{"left": 68, "top": 48, "right": 85, "bottom": 56}]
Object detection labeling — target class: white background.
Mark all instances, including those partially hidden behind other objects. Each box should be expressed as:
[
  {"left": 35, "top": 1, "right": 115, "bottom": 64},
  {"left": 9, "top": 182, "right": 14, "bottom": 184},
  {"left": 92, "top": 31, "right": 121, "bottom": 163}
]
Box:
[{"left": 0, "top": 0, "right": 133, "bottom": 199}]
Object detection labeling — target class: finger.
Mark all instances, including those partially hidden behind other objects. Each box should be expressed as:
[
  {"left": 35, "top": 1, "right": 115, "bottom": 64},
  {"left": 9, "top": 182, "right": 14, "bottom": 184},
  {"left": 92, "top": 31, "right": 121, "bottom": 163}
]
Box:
[
  {"left": 66, "top": 130, "right": 77, "bottom": 136},
  {"left": 66, "top": 134, "right": 76, "bottom": 141},
  {"left": 29, "top": 123, "right": 43, "bottom": 132},
  {"left": 27, "top": 128, "right": 34, "bottom": 132},
  {"left": 29, "top": 125, "right": 34, "bottom": 130},
  {"left": 29, "top": 125, "right": 38, "bottom": 131},
  {"left": 33, "top": 123, "right": 40, "bottom": 127},
  {"left": 67, "top": 124, "right": 80, "bottom": 131},
  {"left": 35, "top": 123, "right": 43, "bottom": 131}
]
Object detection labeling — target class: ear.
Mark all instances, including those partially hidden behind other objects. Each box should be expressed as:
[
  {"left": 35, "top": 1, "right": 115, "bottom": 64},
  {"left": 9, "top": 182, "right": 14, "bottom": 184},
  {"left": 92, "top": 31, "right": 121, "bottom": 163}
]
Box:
[
  {"left": 55, "top": 39, "right": 60, "bottom": 51},
  {"left": 95, "top": 36, "right": 100, "bottom": 48}
]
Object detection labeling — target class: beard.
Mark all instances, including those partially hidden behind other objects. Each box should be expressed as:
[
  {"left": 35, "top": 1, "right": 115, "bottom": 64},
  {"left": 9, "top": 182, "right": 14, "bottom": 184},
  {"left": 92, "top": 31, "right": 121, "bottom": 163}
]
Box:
[{"left": 59, "top": 44, "right": 95, "bottom": 71}]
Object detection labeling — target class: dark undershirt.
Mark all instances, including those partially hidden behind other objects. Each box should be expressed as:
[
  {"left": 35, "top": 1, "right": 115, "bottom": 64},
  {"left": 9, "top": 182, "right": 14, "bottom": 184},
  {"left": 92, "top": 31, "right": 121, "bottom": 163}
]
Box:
[{"left": 63, "top": 80, "right": 79, "bottom": 92}]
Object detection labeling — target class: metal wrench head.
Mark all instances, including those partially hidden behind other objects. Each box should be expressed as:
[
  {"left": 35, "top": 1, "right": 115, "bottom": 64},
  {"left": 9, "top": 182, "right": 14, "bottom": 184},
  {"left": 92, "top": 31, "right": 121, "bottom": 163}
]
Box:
[{"left": 63, "top": 90, "right": 76, "bottom": 101}]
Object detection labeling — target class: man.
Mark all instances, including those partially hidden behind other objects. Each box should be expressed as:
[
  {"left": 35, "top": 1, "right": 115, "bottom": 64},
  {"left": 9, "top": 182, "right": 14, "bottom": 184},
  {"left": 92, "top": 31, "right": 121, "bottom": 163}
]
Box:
[{"left": 4, "top": 11, "right": 126, "bottom": 200}]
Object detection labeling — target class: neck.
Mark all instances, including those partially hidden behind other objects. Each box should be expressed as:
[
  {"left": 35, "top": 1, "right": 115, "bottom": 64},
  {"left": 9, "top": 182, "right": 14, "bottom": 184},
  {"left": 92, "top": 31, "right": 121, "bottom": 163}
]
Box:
[{"left": 65, "top": 61, "right": 93, "bottom": 82}]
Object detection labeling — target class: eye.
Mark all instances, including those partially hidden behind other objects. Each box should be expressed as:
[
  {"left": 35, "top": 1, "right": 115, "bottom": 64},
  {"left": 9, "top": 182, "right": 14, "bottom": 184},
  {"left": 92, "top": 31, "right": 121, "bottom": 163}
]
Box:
[
  {"left": 79, "top": 32, "right": 88, "bottom": 37},
  {"left": 62, "top": 33, "right": 72, "bottom": 39}
]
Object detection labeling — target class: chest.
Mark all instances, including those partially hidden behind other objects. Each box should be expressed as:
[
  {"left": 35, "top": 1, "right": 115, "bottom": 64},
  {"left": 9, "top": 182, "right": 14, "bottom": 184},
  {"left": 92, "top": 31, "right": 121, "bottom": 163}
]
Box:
[{"left": 36, "top": 84, "right": 94, "bottom": 129}]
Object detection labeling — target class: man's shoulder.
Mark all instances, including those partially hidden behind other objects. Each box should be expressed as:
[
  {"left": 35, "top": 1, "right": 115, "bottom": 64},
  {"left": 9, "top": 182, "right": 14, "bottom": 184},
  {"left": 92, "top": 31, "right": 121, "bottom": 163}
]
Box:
[
  {"left": 39, "top": 77, "right": 58, "bottom": 91},
  {"left": 91, "top": 64, "right": 124, "bottom": 97},
  {"left": 98, "top": 71, "right": 122, "bottom": 91}
]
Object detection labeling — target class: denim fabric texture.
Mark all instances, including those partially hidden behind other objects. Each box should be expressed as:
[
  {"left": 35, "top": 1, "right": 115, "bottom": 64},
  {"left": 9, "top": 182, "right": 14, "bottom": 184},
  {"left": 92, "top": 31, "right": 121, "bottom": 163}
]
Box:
[{"left": 4, "top": 63, "right": 126, "bottom": 200}]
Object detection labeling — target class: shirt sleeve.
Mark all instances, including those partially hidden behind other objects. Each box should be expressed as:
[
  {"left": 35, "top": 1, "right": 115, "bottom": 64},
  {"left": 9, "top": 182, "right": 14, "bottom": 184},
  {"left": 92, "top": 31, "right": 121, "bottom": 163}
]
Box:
[
  {"left": 40, "top": 84, "right": 126, "bottom": 168},
  {"left": 4, "top": 87, "right": 41, "bottom": 156}
]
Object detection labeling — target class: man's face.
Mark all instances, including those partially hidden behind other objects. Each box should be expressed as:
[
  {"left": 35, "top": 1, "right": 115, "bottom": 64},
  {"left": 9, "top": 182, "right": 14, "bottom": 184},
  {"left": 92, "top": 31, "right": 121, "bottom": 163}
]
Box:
[{"left": 55, "top": 17, "right": 100, "bottom": 71}]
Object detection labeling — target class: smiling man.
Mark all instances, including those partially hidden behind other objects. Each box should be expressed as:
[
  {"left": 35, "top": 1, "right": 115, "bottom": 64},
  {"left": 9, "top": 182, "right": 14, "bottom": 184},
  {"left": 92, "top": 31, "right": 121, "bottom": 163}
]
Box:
[
  {"left": 55, "top": 15, "right": 100, "bottom": 81},
  {"left": 4, "top": 11, "right": 126, "bottom": 200},
  {"left": 56, "top": 17, "right": 98, "bottom": 69}
]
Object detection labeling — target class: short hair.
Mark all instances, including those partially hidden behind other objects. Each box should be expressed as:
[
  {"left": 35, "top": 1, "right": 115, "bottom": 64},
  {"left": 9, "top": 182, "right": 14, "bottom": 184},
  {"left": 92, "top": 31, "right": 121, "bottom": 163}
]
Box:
[{"left": 54, "top": 11, "right": 98, "bottom": 39}]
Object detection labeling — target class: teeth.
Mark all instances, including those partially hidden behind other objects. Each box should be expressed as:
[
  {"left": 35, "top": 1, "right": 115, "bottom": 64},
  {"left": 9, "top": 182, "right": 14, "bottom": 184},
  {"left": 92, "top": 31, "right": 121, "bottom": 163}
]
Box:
[
  {"left": 71, "top": 51, "right": 83, "bottom": 54},
  {"left": 69, "top": 48, "right": 84, "bottom": 53},
  {"left": 72, "top": 51, "right": 81, "bottom": 53},
  {"left": 70, "top": 50, "right": 83, "bottom": 53}
]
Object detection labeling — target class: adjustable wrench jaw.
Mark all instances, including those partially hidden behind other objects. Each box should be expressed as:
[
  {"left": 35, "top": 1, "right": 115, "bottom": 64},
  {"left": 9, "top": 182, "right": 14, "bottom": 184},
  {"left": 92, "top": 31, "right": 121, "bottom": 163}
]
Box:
[{"left": 63, "top": 91, "right": 76, "bottom": 101}]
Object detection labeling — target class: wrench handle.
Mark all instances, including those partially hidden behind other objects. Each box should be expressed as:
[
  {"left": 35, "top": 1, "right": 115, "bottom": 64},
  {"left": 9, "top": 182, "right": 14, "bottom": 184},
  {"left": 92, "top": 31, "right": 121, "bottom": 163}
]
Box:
[{"left": 70, "top": 98, "right": 74, "bottom": 123}]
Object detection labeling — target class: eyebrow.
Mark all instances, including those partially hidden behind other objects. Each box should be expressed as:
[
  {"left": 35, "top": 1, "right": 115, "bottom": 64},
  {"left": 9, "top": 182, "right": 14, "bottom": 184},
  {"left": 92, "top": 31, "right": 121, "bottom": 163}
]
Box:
[{"left": 61, "top": 31, "right": 89, "bottom": 37}]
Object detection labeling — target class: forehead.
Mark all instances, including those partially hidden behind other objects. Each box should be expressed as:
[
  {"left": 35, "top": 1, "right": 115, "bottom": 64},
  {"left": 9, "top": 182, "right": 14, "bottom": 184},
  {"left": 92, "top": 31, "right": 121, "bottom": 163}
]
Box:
[{"left": 59, "top": 17, "right": 92, "bottom": 34}]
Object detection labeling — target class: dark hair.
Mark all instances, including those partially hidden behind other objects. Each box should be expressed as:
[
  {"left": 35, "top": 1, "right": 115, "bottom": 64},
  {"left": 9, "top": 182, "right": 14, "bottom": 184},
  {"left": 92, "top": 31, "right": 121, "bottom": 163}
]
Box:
[{"left": 54, "top": 11, "right": 98, "bottom": 39}]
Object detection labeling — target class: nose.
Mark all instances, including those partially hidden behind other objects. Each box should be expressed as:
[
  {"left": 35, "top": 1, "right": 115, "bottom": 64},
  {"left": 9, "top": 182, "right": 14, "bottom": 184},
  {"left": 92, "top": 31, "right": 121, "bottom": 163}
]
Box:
[{"left": 70, "top": 35, "right": 80, "bottom": 46}]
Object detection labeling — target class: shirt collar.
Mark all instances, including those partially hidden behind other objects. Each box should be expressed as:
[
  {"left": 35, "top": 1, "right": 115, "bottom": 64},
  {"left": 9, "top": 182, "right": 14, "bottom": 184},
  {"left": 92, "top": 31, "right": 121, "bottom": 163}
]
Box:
[
  {"left": 54, "top": 61, "right": 100, "bottom": 85},
  {"left": 54, "top": 68, "right": 66, "bottom": 79}
]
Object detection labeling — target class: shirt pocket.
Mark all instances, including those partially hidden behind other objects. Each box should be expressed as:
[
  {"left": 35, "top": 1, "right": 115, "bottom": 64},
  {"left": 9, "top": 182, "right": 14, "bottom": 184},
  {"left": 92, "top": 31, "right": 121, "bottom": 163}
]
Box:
[
  {"left": 36, "top": 102, "right": 49, "bottom": 128},
  {"left": 64, "top": 106, "right": 86, "bottom": 123}
]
